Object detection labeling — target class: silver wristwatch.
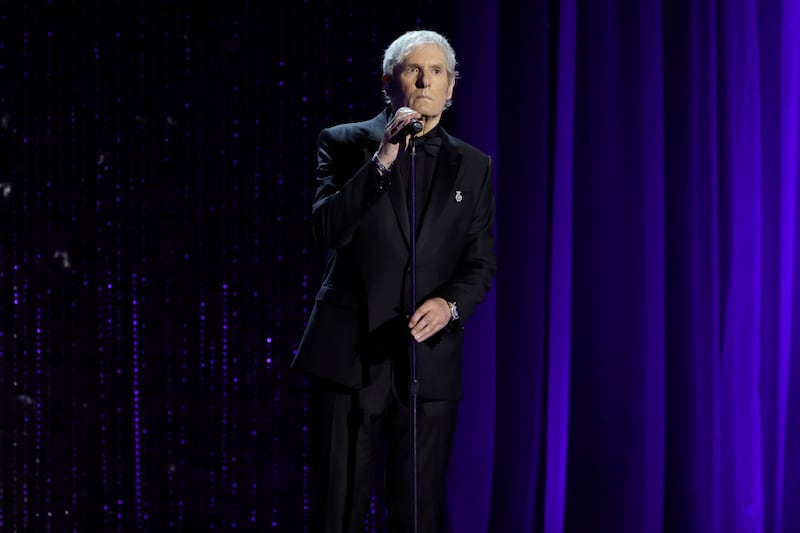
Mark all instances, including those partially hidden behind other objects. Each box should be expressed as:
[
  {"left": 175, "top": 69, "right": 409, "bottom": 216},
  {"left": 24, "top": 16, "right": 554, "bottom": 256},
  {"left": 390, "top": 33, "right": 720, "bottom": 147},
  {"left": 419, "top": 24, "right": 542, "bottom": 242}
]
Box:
[{"left": 448, "top": 301, "right": 459, "bottom": 322}]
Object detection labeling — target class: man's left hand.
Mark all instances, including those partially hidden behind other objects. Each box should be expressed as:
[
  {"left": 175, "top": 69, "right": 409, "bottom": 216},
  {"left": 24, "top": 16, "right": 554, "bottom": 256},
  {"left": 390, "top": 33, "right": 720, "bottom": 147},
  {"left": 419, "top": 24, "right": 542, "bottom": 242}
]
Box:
[{"left": 408, "top": 297, "right": 451, "bottom": 343}]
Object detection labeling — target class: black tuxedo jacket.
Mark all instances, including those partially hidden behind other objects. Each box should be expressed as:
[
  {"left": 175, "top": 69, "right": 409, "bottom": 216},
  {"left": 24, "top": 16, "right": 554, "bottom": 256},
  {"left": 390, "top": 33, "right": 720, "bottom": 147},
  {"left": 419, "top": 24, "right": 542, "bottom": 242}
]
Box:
[{"left": 292, "top": 109, "right": 496, "bottom": 400}]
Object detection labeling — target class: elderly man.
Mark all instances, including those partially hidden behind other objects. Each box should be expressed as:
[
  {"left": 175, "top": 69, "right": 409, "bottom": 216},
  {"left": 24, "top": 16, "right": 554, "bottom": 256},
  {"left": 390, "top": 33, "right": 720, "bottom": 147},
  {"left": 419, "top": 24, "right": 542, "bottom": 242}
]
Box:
[{"left": 293, "top": 29, "right": 496, "bottom": 532}]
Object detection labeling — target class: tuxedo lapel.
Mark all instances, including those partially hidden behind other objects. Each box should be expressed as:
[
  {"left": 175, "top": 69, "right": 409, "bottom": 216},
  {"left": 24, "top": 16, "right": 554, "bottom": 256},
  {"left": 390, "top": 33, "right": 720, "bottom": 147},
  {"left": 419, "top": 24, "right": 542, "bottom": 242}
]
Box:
[
  {"left": 417, "top": 132, "right": 461, "bottom": 250},
  {"left": 365, "top": 110, "right": 411, "bottom": 246},
  {"left": 388, "top": 156, "right": 411, "bottom": 247}
]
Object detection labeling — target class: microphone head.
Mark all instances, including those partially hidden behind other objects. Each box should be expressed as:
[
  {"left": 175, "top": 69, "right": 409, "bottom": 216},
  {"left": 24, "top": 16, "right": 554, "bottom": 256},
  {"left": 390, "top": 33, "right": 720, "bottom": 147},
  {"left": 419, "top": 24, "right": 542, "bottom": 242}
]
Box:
[{"left": 410, "top": 120, "right": 423, "bottom": 134}]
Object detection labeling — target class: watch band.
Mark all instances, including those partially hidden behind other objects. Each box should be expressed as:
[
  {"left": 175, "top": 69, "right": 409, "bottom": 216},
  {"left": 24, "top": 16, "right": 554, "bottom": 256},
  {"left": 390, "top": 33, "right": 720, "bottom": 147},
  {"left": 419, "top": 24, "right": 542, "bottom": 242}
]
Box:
[
  {"left": 448, "top": 301, "right": 459, "bottom": 322},
  {"left": 371, "top": 151, "right": 392, "bottom": 175}
]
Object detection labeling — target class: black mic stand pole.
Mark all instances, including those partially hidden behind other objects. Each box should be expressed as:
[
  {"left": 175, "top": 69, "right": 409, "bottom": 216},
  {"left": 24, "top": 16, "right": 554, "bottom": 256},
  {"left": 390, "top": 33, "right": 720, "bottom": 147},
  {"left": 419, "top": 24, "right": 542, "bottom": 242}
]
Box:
[{"left": 407, "top": 129, "right": 421, "bottom": 533}]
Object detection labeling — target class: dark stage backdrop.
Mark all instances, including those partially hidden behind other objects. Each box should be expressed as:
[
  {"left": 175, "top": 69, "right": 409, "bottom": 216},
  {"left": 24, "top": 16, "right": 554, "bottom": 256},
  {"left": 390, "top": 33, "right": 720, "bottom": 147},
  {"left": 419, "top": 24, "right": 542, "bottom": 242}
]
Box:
[
  {"left": 0, "top": 2, "right": 460, "bottom": 531},
  {"left": 2, "top": 1, "right": 800, "bottom": 533}
]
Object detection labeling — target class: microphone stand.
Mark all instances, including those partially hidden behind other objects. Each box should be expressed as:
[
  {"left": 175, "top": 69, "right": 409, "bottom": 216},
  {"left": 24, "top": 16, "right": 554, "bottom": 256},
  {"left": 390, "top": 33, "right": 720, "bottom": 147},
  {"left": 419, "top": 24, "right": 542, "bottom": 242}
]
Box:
[{"left": 407, "top": 128, "right": 421, "bottom": 533}]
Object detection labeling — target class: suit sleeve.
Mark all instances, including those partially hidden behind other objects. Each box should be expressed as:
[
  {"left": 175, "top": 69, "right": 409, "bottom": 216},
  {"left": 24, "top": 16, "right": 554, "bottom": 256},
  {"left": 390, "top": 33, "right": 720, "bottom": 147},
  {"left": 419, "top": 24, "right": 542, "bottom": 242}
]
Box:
[
  {"left": 434, "top": 155, "right": 497, "bottom": 324},
  {"left": 310, "top": 127, "right": 388, "bottom": 249}
]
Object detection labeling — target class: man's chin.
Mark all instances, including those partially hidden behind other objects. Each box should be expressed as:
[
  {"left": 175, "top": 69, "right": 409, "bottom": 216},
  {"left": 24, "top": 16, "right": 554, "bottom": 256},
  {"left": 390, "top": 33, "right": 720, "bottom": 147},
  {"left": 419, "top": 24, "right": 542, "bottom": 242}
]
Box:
[{"left": 413, "top": 104, "right": 443, "bottom": 117}]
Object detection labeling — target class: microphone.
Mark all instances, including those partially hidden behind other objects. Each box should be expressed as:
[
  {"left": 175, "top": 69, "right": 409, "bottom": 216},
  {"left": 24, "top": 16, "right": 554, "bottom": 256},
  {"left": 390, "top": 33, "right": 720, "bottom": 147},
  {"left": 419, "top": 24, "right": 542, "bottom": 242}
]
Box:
[
  {"left": 390, "top": 119, "right": 424, "bottom": 143},
  {"left": 406, "top": 119, "right": 423, "bottom": 135}
]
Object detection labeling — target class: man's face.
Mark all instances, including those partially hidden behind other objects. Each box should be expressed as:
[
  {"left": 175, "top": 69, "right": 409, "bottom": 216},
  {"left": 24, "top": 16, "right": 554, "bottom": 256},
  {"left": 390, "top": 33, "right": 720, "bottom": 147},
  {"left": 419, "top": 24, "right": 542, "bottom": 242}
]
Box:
[{"left": 386, "top": 43, "right": 455, "bottom": 119}]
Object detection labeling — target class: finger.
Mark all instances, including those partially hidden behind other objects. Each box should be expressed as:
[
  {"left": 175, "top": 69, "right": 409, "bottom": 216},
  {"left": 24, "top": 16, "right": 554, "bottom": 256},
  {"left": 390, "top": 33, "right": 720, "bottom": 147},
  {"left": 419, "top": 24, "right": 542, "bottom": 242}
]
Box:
[
  {"left": 397, "top": 106, "right": 421, "bottom": 119},
  {"left": 387, "top": 120, "right": 411, "bottom": 145},
  {"left": 409, "top": 313, "right": 426, "bottom": 332},
  {"left": 410, "top": 310, "right": 432, "bottom": 329},
  {"left": 412, "top": 314, "right": 440, "bottom": 336},
  {"left": 413, "top": 320, "right": 442, "bottom": 342},
  {"left": 412, "top": 322, "right": 428, "bottom": 341}
]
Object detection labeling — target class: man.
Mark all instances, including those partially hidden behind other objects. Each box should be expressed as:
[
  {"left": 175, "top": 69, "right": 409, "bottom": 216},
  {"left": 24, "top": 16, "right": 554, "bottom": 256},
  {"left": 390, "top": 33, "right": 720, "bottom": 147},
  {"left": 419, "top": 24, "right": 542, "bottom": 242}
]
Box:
[{"left": 292, "top": 29, "right": 496, "bottom": 532}]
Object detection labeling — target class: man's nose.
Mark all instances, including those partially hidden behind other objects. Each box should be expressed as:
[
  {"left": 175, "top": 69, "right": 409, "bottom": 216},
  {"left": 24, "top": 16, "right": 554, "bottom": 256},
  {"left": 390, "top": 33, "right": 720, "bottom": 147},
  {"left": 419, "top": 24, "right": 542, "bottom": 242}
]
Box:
[{"left": 416, "top": 73, "right": 429, "bottom": 87}]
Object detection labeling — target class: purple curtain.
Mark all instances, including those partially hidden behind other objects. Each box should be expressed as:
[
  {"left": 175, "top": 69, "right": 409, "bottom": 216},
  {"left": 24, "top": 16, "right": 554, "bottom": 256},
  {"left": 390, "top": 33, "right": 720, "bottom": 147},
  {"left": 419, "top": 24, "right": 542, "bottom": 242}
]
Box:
[{"left": 450, "top": 0, "right": 800, "bottom": 531}]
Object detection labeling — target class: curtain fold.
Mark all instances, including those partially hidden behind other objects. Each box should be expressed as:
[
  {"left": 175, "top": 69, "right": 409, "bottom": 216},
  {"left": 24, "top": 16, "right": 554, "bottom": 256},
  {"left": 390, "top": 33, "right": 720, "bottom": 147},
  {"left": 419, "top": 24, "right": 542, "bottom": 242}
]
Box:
[
  {"left": 481, "top": 1, "right": 558, "bottom": 532},
  {"left": 543, "top": 0, "right": 576, "bottom": 531}
]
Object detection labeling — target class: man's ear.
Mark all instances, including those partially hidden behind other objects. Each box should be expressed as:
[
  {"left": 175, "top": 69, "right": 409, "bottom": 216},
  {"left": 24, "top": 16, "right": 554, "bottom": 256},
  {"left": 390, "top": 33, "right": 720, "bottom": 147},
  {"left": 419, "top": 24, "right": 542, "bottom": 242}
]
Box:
[{"left": 382, "top": 73, "right": 394, "bottom": 95}]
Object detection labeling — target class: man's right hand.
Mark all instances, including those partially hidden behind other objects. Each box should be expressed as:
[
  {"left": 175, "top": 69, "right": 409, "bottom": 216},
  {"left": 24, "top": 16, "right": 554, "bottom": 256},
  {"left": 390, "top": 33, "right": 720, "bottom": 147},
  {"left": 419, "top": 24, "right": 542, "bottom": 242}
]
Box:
[{"left": 375, "top": 106, "right": 422, "bottom": 167}]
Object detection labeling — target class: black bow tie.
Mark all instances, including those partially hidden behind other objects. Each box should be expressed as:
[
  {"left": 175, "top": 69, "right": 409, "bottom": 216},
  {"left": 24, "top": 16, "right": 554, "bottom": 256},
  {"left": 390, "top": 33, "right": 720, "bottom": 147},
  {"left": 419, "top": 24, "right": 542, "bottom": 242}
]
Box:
[{"left": 414, "top": 133, "right": 442, "bottom": 156}]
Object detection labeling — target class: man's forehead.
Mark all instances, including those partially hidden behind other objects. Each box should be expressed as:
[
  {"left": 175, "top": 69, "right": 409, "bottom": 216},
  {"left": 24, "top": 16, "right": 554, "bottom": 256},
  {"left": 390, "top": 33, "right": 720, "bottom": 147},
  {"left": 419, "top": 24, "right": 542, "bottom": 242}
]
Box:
[{"left": 402, "top": 43, "right": 446, "bottom": 63}]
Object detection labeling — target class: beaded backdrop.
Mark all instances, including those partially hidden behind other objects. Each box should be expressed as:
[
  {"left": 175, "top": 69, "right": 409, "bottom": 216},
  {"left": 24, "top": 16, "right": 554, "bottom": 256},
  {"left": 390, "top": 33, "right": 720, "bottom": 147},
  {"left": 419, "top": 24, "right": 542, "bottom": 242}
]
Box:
[{"left": 0, "top": 2, "right": 456, "bottom": 530}]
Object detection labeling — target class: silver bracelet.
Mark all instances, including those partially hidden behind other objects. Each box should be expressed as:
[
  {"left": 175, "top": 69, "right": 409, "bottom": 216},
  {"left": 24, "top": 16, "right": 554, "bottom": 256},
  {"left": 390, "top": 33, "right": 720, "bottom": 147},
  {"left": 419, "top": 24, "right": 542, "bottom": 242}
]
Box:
[{"left": 371, "top": 152, "right": 392, "bottom": 175}]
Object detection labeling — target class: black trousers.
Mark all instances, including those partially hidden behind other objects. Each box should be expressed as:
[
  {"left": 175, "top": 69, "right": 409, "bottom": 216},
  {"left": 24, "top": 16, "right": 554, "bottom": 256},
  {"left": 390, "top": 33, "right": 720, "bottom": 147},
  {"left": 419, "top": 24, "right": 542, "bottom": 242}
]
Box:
[{"left": 309, "top": 358, "right": 458, "bottom": 533}]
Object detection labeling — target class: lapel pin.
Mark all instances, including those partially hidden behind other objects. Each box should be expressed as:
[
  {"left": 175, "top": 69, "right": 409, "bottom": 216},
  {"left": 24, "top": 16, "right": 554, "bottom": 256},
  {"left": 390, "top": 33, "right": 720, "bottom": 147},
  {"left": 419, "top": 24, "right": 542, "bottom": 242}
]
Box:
[{"left": 455, "top": 190, "right": 463, "bottom": 202}]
